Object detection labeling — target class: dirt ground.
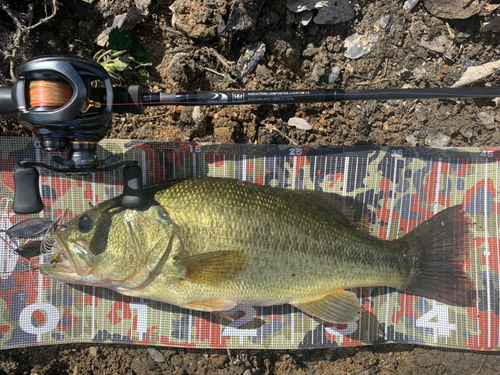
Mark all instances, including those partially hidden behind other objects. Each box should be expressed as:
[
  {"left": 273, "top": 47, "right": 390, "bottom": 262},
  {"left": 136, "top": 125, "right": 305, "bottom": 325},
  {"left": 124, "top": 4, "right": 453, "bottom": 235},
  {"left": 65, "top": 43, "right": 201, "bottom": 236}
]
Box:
[{"left": 1, "top": 0, "right": 500, "bottom": 373}]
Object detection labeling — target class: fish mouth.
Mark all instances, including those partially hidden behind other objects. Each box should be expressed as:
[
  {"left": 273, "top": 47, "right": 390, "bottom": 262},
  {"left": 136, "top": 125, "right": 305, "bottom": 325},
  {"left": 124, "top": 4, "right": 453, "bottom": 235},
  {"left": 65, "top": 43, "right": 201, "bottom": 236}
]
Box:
[
  {"left": 43, "top": 232, "right": 94, "bottom": 277},
  {"left": 42, "top": 231, "right": 78, "bottom": 275}
]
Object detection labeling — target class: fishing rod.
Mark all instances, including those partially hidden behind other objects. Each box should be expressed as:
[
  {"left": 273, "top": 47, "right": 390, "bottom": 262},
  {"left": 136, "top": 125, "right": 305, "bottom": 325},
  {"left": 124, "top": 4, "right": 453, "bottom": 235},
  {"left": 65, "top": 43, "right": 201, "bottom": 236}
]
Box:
[{"left": 0, "top": 56, "right": 499, "bottom": 214}]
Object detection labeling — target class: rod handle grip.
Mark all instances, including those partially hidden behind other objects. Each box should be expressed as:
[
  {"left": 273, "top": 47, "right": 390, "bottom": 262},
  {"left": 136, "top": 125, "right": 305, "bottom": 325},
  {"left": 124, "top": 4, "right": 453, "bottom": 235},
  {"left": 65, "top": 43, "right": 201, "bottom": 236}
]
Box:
[{"left": 13, "top": 167, "right": 44, "bottom": 214}]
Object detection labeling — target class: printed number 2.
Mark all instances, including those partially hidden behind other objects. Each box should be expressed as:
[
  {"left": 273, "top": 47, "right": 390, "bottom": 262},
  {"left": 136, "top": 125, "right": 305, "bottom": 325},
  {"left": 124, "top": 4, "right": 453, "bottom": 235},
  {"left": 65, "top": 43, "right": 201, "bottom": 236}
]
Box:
[
  {"left": 415, "top": 304, "right": 456, "bottom": 343},
  {"left": 222, "top": 305, "right": 257, "bottom": 337}
]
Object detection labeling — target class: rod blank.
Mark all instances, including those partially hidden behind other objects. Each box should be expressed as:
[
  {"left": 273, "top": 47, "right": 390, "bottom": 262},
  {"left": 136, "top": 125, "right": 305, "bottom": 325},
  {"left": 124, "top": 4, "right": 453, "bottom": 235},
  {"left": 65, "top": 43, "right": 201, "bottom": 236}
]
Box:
[{"left": 140, "top": 87, "right": 500, "bottom": 107}]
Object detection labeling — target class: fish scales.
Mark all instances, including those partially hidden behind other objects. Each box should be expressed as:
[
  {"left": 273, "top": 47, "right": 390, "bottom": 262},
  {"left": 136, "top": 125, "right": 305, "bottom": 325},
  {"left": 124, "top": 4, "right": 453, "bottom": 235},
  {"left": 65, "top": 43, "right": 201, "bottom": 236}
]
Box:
[
  {"left": 152, "top": 178, "right": 408, "bottom": 304},
  {"left": 41, "top": 177, "right": 476, "bottom": 323}
]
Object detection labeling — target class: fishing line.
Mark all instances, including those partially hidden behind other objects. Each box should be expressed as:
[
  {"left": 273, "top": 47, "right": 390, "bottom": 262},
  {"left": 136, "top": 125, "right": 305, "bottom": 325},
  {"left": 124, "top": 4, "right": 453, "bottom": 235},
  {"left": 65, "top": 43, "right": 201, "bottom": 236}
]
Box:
[
  {"left": 26, "top": 80, "right": 500, "bottom": 110},
  {"left": 29, "top": 81, "right": 73, "bottom": 109}
]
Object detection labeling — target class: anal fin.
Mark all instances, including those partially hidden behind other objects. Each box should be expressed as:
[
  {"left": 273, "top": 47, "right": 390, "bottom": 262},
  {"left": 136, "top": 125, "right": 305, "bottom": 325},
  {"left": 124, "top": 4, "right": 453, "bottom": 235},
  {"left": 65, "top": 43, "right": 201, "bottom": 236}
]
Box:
[{"left": 293, "top": 289, "right": 362, "bottom": 324}]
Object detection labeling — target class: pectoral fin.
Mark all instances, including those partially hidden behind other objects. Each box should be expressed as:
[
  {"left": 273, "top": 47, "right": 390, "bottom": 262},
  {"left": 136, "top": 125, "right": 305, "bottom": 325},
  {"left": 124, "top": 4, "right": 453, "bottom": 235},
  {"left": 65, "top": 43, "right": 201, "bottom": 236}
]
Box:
[
  {"left": 177, "top": 250, "right": 245, "bottom": 285},
  {"left": 293, "top": 289, "right": 362, "bottom": 323}
]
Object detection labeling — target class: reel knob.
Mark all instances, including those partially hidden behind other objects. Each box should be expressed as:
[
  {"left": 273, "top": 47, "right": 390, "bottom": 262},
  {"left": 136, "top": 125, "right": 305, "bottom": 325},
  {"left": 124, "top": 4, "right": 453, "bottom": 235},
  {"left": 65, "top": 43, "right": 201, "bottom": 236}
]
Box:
[
  {"left": 12, "top": 167, "right": 44, "bottom": 214},
  {"left": 121, "top": 165, "right": 145, "bottom": 207}
]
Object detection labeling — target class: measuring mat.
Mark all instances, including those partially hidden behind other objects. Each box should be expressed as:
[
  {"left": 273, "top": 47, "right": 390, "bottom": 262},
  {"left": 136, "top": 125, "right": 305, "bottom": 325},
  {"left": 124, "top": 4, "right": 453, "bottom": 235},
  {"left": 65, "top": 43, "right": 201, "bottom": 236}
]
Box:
[{"left": 0, "top": 137, "right": 498, "bottom": 351}]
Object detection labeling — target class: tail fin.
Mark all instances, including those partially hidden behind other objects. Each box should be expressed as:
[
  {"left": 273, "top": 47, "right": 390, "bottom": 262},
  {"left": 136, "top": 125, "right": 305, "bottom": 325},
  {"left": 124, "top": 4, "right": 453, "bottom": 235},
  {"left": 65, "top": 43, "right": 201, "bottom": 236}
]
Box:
[{"left": 401, "top": 205, "right": 476, "bottom": 307}]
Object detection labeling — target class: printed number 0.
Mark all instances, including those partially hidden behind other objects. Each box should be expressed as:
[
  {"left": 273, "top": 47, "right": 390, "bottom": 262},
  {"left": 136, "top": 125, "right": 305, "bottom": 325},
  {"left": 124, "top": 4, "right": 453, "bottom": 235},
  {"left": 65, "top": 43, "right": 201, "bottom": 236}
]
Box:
[
  {"left": 222, "top": 305, "right": 258, "bottom": 337},
  {"left": 19, "top": 303, "right": 60, "bottom": 340}
]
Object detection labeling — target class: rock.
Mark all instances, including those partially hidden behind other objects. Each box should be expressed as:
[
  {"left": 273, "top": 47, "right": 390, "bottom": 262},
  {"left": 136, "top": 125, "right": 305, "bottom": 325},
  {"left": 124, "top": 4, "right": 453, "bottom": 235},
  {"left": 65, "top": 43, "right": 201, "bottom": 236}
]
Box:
[
  {"left": 403, "top": 0, "right": 419, "bottom": 12},
  {"left": 418, "top": 34, "right": 453, "bottom": 54},
  {"left": 491, "top": 130, "right": 500, "bottom": 144},
  {"left": 288, "top": 117, "right": 313, "bottom": 131},
  {"left": 407, "top": 133, "right": 418, "bottom": 146},
  {"left": 425, "top": 132, "right": 451, "bottom": 147},
  {"left": 134, "top": 0, "right": 151, "bottom": 15},
  {"left": 88, "top": 347, "right": 98, "bottom": 356},
  {"left": 192, "top": 106, "right": 202, "bottom": 122},
  {"left": 414, "top": 103, "right": 428, "bottom": 122},
  {"left": 348, "top": 367, "right": 379, "bottom": 375},
  {"left": 96, "top": 7, "right": 146, "bottom": 46},
  {"left": 236, "top": 41, "right": 266, "bottom": 79},
  {"left": 423, "top": 0, "right": 499, "bottom": 20},
  {"left": 451, "top": 59, "right": 500, "bottom": 87},
  {"left": 170, "top": 0, "right": 217, "bottom": 41},
  {"left": 327, "top": 66, "right": 341, "bottom": 85},
  {"left": 147, "top": 348, "right": 166, "bottom": 363},
  {"left": 219, "top": 0, "right": 264, "bottom": 34},
  {"left": 477, "top": 111, "right": 496, "bottom": 130},
  {"left": 461, "top": 56, "right": 476, "bottom": 72},
  {"left": 310, "top": 65, "right": 326, "bottom": 84},
  {"left": 379, "top": 14, "right": 392, "bottom": 30},
  {"left": 303, "top": 43, "right": 321, "bottom": 57},
  {"left": 286, "top": 0, "right": 356, "bottom": 25},
  {"left": 360, "top": 100, "right": 377, "bottom": 116},
  {"left": 300, "top": 10, "right": 313, "bottom": 25},
  {"left": 412, "top": 66, "right": 426, "bottom": 78},
  {"left": 481, "top": 14, "right": 500, "bottom": 33},
  {"left": 343, "top": 33, "right": 379, "bottom": 59}
]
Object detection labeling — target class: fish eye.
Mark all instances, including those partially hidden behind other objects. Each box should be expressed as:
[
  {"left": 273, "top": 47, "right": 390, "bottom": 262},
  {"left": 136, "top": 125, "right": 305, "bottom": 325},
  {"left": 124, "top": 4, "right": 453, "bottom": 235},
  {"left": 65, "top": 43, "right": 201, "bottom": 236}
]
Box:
[{"left": 77, "top": 214, "right": 93, "bottom": 233}]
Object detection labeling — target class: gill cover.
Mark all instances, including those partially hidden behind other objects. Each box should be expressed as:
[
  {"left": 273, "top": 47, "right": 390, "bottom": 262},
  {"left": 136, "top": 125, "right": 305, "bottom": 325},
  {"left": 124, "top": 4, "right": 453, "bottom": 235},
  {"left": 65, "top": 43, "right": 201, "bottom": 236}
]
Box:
[{"left": 41, "top": 200, "right": 180, "bottom": 289}]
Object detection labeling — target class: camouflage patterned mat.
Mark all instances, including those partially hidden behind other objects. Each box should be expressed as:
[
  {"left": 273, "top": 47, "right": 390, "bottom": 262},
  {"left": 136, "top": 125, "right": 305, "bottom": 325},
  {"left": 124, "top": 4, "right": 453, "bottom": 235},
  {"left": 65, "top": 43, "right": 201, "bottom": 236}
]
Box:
[{"left": 0, "top": 137, "right": 498, "bottom": 351}]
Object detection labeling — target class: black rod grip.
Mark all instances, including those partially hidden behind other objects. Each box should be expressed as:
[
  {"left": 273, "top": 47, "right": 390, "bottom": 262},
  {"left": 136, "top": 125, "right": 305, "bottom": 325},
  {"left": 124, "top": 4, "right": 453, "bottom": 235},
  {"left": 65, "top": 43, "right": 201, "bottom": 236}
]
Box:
[
  {"left": 13, "top": 167, "right": 44, "bottom": 214},
  {"left": 121, "top": 165, "right": 145, "bottom": 207}
]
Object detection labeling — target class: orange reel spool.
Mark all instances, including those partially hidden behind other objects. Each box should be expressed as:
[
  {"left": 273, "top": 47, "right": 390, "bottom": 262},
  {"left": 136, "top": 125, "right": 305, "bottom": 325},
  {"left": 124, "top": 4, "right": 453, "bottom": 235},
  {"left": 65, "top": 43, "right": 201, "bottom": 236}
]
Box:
[{"left": 28, "top": 81, "right": 73, "bottom": 109}]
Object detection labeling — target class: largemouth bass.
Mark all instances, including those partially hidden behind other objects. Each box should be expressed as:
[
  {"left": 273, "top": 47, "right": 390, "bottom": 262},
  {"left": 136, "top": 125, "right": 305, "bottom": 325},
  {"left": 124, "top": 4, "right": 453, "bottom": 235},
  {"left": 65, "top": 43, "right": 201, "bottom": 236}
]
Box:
[{"left": 41, "top": 178, "right": 476, "bottom": 323}]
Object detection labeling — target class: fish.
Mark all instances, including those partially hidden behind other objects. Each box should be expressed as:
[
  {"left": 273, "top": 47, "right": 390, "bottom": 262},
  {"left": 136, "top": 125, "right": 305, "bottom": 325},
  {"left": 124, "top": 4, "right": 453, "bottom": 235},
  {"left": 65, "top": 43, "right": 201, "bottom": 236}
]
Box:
[{"left": 40, "top": 177, "right": 476, "bottom": 323}]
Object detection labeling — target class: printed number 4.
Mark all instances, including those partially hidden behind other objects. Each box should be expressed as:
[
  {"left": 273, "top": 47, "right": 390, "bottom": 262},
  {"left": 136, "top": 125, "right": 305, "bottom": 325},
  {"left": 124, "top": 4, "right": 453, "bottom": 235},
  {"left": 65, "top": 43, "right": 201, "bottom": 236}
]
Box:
[
  {"left": 415, "top": 303, "right": 456, "bottom": 343},
  {"left": 480, "top": 151, "right": 494, "bottom": 158}
]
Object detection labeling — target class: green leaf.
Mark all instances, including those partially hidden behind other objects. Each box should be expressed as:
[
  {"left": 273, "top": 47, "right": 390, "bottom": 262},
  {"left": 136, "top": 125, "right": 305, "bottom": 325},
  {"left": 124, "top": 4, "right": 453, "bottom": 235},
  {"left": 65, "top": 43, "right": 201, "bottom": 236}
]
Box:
[
  {"left": 128, "top": 33, "right": 146, "bottom": 59},
  {"left": 136, "top": 69, "right": 150, "bottom": 84},
  {"left": 107, "top": 28, "right": 131, "bottom": 51}
]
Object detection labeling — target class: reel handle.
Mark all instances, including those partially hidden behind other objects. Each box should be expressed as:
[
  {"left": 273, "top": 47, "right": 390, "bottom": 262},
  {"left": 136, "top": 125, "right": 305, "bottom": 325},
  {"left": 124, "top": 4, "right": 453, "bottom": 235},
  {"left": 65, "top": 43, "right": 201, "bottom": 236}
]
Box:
[
  {"left": 11, "top": 163, "right": 146, "bottom": 215},
  {"left": 12, "top": 167, "right": 44, "bottom": 214},
  {"left": 121, "top": 164, "right": 145, "bottom": 207},
  {"left": 0, "top": 86, "right": 17, "bottom": 120}
]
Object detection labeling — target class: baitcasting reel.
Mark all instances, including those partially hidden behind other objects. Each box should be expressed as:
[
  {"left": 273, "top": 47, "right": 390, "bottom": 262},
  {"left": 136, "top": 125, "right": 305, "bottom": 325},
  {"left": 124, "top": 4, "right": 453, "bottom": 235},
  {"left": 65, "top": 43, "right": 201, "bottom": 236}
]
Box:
[
  {"left": 3, "top": 55, "right": 500, "bottom": 215},
  {"left": 0, "top": 56, "right": 146, "bottom": 214}
]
